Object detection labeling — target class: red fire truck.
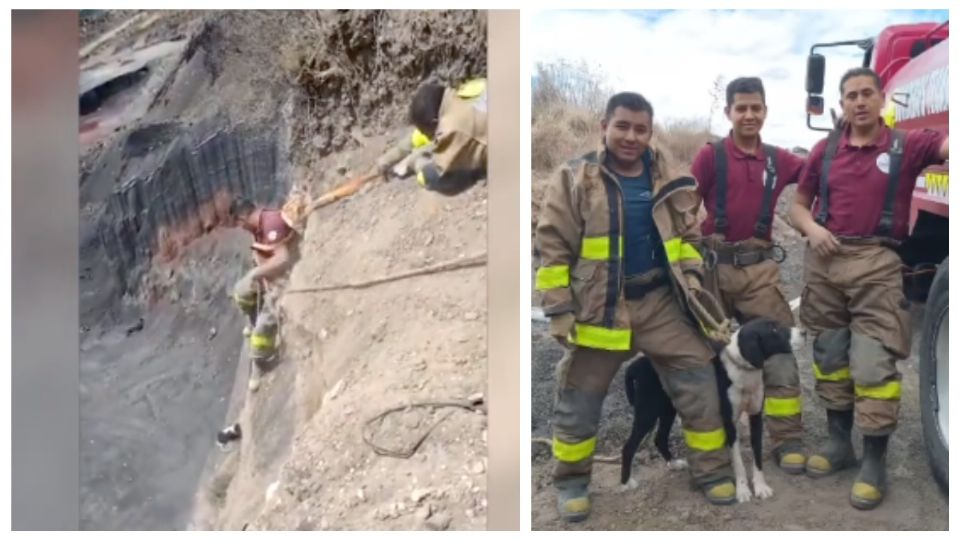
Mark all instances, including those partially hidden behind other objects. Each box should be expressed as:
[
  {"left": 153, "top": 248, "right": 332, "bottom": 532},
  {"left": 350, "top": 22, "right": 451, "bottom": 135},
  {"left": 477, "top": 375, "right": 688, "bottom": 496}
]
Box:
[{"left": 804, "top": 21, "right": 949, "bottom": 492}]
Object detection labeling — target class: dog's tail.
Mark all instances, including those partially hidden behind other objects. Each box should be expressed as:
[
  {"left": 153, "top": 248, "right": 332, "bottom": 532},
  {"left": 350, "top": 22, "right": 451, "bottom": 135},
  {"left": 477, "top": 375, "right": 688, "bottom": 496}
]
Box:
[{"left": 624, "top": 357, "right": 645, "bottom": 407}]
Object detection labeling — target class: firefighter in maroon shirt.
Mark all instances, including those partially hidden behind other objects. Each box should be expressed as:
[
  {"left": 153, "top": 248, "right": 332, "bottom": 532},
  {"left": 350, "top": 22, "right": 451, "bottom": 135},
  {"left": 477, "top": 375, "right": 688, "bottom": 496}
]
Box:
[
  {"left": 692, "top": 77, "right": 807, "bottom": 475},
  {"left": 229, "top": 196, "right": 301, "bottom": 392},
  {"left": 789, "top": 67, "right": 948, "bottom": 510}
]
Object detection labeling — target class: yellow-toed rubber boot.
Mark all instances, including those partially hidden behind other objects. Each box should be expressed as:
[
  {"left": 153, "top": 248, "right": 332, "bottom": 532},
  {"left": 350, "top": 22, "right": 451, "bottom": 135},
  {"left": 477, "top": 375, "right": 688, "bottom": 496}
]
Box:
[
  {"left": 850, "top": 435, "right": 889, "bottom": 510},
  {"left": 556, "top": 477, "right": 591, "bottom": 523},
  {"left": 702, "top": 479, "right": 737, "bottom": 506},
  {"left": 775, "top": 440, "right": 807, "bottom": 475},
  {"left": 807, "top": 409, "right": 856, "bottom": 478}
]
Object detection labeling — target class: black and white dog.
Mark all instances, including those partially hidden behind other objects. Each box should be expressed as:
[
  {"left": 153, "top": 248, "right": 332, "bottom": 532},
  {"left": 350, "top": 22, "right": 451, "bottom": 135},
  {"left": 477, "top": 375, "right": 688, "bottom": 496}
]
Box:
[{"left": 620, "top": 317, "right": 806, "bottom": 502}]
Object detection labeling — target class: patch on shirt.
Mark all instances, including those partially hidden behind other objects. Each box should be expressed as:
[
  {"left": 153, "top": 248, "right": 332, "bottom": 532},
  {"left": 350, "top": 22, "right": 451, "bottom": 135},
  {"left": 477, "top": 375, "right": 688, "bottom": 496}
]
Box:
[
  {"left": 267, "top": 230, "right": 278, "bottom": 242},
  {"left": 876, "top": 152, "right": 890, "bottom": 174}
]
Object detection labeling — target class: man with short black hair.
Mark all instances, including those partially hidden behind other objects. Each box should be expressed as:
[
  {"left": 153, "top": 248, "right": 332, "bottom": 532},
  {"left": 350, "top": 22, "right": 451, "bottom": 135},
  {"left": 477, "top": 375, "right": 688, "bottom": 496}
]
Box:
[
  {"left": 374, "top": 78, "right": 488, "bottom": 196},
  {"left": 229, "top": 195, "right": 301, "bottom": 392},
  {"left": 536, "top": 91, "right": 735, "bottom": 521},
  {"left": 692, "top": 76, "right": 807, "bottom": 474},
  {"left": 789, "top": 67, "right": 948, "bottom": 510}
]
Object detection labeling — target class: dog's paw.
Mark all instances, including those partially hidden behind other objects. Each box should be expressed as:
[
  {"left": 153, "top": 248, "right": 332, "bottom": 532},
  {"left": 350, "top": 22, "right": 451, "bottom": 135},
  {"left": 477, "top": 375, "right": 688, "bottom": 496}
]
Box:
[
  {"left": 752, "top": 472, "right": 773, "bottom": 500},
  {"left": 736, "top": 479, "right": 752, "bottom": 503},
  {"left": 667, "top": 459, "right": 688, "bottom": 471},
  {"left": 618, "top": 477, "right": 640, "bottom": 492}
]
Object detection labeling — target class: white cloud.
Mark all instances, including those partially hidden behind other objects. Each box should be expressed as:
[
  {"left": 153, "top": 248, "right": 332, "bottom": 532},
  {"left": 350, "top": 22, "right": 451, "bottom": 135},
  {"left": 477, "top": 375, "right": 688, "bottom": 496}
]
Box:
[{"left": 531, "top": 9, "right": 946, "bottom": 150}]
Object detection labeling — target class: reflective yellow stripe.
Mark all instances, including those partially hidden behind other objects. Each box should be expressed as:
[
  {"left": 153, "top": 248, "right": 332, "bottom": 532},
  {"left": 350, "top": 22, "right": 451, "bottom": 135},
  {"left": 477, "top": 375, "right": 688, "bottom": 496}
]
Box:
[
  {"left": 855, "top": 381, "right": 902, "bottom": 400},
  {"left": 234, "top": 294, "right": 257, "bottom": 308},
  {"left": 416, "top": 170, "right": 426, "bottom": 187},
  {"left": 882, "top": 100, "right": 897, "bottom": 128},
  {"left": 581, "top": 236, "right": 610, "bottom": 260},
  {"left": 410, "top": 128, "right": 431, "bottom": 149},
  {"left": 580, "top": 236, "right": 623, "bottom": 260},
  {"left": 570, "top": 323, "right": 631, "bottom": 351},
  {"left": 535, "top": 265, "right": 570, "bottom": 290},
  {"left": 764, "top": 396, "right": 802, "bottom": 417},
  {"left": 683, "top": 428, "right": 726, "bottom": 452},
  {"left": 552, "top": 436, "right": 596, "bottom": 463},
  {"left": 813, "top": 363, "right": 851, "bottom": 382},
  {"left": 663, "top": 238, "right": 702, "bottom": 263},
  {"left": 456, "top": 78, "right": 486, "bottom": 99},
  {"left": 250, "top": 334, "right": 275, "bottom": 351}
]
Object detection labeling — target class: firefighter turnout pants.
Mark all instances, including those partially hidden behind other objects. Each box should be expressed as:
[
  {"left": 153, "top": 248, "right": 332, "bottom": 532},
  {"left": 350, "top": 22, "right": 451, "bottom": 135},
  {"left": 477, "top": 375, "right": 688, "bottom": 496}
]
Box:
[
  {"left": 232, "top": 272, "right": 280, "bottom": 365},
  {"left": 799, "top": 243, "right": 908, "bottom": 436},
  {"left": 705, "top": 255, "right": 802, "bottom": 451},
  {"left": 552, "top": 285, "right": 733, "bottom": 487}
]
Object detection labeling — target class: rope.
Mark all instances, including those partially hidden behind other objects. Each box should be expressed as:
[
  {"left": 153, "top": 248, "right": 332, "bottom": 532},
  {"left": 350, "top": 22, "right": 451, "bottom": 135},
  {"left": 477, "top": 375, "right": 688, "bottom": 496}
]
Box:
[
  {"left": 362, "top": 397, "right": 486, "bottom": 459},
  {"left": 287, "top": 252, "right": 486, "bottom": 294}
]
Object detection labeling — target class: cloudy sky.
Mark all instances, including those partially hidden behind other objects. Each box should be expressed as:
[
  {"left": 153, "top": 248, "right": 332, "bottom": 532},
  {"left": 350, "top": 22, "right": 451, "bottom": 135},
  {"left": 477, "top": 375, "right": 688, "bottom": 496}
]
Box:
[{"left": 530, "top": 9, "right": 949, "bottom": 149}]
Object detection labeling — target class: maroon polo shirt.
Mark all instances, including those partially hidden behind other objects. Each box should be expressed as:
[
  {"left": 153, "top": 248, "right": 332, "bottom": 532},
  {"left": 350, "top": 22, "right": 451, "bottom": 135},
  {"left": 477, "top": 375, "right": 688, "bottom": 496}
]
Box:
[
  {"left": 693, "top": 135, "right": 805, "bottom": 242},
  {"left": 797, "top": 122, "right": 945, "bottom": 240}
]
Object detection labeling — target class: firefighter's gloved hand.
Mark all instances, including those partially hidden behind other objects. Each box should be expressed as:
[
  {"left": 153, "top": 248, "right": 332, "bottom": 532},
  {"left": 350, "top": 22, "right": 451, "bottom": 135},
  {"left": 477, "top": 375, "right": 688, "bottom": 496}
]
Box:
[{"left": 549, "top": 312, "right": 575, "bottom": 348}]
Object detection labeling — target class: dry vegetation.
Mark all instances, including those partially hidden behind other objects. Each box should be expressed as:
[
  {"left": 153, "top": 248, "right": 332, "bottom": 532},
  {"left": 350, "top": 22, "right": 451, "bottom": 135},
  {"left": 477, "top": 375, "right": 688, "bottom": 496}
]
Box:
[{"left": 532, "top": 59, "right": 716, "bottom": 175}]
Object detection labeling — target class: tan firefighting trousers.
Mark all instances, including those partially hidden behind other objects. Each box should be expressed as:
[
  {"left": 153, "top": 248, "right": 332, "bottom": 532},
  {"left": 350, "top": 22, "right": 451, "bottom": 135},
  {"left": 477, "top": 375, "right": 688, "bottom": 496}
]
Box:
[
  {"left": 233, "top": 273, "right": 282, "bottom": 364},
  {"left": 799, "top": 242, "right": 908, "bottom": 436},
  {"left": 552, "top": 272, "right": 733, "bottom": 488},
  {"left": 702, "top": 238, "right": 802, "bottom": 452}
]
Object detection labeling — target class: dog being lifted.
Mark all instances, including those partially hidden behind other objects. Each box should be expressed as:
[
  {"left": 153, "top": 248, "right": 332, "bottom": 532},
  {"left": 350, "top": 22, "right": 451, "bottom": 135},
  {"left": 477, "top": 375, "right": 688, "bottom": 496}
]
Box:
[{"left": 620, "top": 316, "right": 806, "bottom": 502}]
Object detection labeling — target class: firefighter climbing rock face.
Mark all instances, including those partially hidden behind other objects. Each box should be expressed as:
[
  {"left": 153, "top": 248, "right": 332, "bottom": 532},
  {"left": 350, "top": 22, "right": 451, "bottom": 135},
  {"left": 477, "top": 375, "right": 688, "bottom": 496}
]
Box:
[
  {"left": 228, "top": 195, "right": 298, "bottom": 392},
  {"left": 601, "top": 105, "right": 652, "bottom": 169},
  {"left": 840, "top": 70, "right": 885, "bottom": 131}
]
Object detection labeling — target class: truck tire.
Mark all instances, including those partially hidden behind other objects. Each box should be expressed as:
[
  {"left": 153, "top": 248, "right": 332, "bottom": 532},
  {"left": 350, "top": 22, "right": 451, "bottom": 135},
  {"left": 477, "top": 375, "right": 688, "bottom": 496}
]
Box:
[{"left": 920, "top": 257, "right": 948, "bottom": 493}]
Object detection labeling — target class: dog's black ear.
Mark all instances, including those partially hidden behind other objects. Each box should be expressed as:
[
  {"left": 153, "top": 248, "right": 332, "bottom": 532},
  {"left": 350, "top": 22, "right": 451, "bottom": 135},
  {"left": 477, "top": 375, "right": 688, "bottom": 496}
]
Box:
[
  {"left": 760, "top": 320, "right": 793, "bottom": 358},
  {"left": 737, "top": 325, "right": 767, "bottom": 369}
]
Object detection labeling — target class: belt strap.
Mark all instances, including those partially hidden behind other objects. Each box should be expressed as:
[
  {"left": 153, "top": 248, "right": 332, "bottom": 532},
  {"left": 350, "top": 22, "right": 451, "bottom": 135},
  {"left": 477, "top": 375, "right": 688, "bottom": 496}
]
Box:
[
  {"left": 624, "top": 274, "right": 669, "bottom": 300},
  {"left": 714, "top": 248, "right": 772, "bottom": 267}
]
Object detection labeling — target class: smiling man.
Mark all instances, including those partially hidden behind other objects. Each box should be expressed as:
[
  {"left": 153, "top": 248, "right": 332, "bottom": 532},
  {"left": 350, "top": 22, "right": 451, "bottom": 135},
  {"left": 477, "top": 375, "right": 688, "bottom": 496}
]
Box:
[
  {"left": 789, "top": 67, "right": 948, "bottom": 510},
  {"left": 535, "top": 92, "right": 735, "bottom": 522},
  {"left": 692, "top": 77, "right": 807, "bottom": 475}
]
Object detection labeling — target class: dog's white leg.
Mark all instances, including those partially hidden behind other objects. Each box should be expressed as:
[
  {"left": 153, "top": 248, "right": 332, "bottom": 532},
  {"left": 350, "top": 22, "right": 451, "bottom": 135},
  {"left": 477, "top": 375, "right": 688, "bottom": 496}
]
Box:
[
  {"left": 618, "top": 477, "right": 640, "bottom": 492},
  {"left": 667, "top": 458, "right": 688, "bottom": 471},
  {"left": 751, "top": 461, "right": 773, "bottom": 500},
  {"left": 731, "top": 441, "right": 751, "bottom": 503}
]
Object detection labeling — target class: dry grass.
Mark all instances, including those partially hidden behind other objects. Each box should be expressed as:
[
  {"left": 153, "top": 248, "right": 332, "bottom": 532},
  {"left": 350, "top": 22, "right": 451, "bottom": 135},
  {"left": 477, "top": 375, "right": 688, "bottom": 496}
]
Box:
[{"left": 532, "top": 60, "right": 717, "bottom": 174}]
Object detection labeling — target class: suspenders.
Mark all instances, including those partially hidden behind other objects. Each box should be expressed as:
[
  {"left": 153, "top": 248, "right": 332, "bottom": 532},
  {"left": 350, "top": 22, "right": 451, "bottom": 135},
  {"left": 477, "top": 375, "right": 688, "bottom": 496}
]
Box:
[
  {"left": 814, "top": 129, "right": 905, "bottom": 239},
  {"left": 712, "top": 140, "right": 779, "bottom": 239}
]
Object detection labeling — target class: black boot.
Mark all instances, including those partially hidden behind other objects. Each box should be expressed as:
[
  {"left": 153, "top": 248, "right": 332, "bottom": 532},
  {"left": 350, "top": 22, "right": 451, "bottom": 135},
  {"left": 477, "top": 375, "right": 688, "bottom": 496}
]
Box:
[
  {"left": 850, "top": 435, "right": 889, "bottom": 510},
  {"left": 806, "top": 409, "right": 856, "bottom": 478}
]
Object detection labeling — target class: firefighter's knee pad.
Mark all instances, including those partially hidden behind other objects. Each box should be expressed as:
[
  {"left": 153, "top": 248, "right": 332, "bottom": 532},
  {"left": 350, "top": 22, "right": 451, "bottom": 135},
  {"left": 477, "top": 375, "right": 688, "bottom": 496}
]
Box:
[
  {"left": 764, "top": 352, "right": 799, "bottom": 387},
  {"left": 553, "top": 388, "right": 604, "bottom": 440},
  {"left": 250, "top": 311, "right": 278, "bottom": 358},
  {"left": 659, "top": 364, "right": 717, "bottom": 420},
  {"left": 813, "top": 327, "right": 851, "bottom": 378},
  {"left": 849, "top": 332, "right": 899, "bottom": 387}
]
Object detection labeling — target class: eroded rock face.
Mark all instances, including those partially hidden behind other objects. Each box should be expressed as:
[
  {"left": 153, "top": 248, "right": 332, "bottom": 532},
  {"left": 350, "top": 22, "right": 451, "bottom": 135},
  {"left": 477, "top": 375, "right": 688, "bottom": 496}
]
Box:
[{"left": 90, "top": 120, "right": 287, "bottom": 298}]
